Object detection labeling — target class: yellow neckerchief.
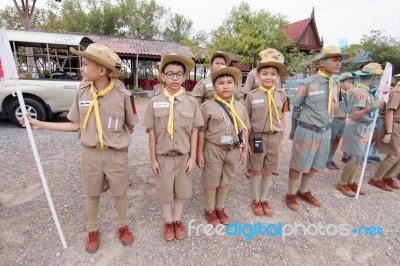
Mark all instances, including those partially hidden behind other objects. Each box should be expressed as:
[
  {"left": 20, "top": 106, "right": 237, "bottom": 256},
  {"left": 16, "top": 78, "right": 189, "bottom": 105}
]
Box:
[
  {"left": 164, "top": 87, "right": 185, "bottom": 139},
  {"left": 214, "top": 95, "right": 248, "bottom": 135},
  {"left": 82, "top": 79, "right": 115, "bottom": 149},
  {"left": 258, "top": 85, "right": 281, "bottom": 131},
  {"left": 355, "top": 82, "right": 375, "bottom": 105},
  {"left": 396, "top": 81, "right": 400, "bottom": 87},
  {"left": 317, "top": 70, "right": 333, "bottom": 114},
  {"left": 340, "top": 87, "right": 349, "bottom": 103}
]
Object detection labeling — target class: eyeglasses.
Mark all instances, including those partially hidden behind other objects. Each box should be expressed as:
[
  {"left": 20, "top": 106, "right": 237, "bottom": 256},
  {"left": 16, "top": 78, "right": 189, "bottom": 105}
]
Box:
[{"left": 163, "top": 71, "right": 185, "bottom": 79}]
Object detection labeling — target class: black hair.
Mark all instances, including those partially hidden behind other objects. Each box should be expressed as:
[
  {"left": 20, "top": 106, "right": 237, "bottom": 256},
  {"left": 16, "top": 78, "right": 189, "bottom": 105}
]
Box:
[
  {"left": 359, "top": 75, "right": 375, "bottom": 82},
  {"left": 211, "top": 55, "right": 226, "bottom": 65},
  {"left": 257, "top": 65, "right": 279, "bottom": 74},
  {"left": 162, "top": 61, "right": 186, "bottom": 73},
  {"left": 212, "top": 74, "right": 235, "bottom": 85}
]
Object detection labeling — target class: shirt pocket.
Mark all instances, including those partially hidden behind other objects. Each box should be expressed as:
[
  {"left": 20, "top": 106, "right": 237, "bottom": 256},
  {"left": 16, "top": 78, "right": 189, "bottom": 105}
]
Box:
[
  {"left": 105, "top": 109, "right": 125, "bottom": 131},
  {"left": 251, "top": 103, "right": 266, "bottom": 119},
  {"left": 180, "top": 111, "right": 195, "bottom": 130},
  {"left": 154, "top": 110, "right": 169, "bottom": 129},
  {"left": 79, "top": 107, "right": 90, "bottom": 126},
  {"left": 309, "top": 94, "right": 326, "bottom": 111},
  {"left": 208, "top": 112, "right": 226, "bottom": 131}
]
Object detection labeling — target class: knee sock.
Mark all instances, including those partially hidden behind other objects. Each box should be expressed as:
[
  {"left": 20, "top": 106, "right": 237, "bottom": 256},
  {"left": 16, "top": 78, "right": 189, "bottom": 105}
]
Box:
[
  {"left": 347, "top": 164, "right": 359, "bottom": 184},
  {"left": 372, "top": 156, "right": 398, "bottom": 180},
  {"left": 383, "top": 160, "right": 400, "bottom": 179},
  {"left": 215, "top": 187, "right": 228, "bottom": 209},
  {"left": 114, "top": 193, "right": 128, "bottom": 228},
  {"left": 328, "top": 141, "right": 339, "bottom": 161},
  {"left": 250, "top": 175, "right": 261, "bottom": 201},
  {"left": 173, "top": 199, "right": 184, "bottom": 221},
  {"left": 161, "top": 203, "right": 173, "bottom": 223},
  {"left": 298, "top": 175, "right": 312, "bottom": 193},
  {"left": 204, "top": 190, "right": 216, "bottom": 211},
  {"left": 260, "top": 176, "right": 272, "bottom": 202},
  {"left": 86, "top": 196, "right": 100, "bottom": 232},
  {"left": 288, "top": 178, "right": 298, "bottom": 195},
  {"left": 340, "top": 162, "right": 358, "bottom": 184}
]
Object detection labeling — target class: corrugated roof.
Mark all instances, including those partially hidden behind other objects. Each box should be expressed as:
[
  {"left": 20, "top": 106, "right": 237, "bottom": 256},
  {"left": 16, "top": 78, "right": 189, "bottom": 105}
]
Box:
[{"left": 284, "top": 18, "right": 310, "bottom": 42}]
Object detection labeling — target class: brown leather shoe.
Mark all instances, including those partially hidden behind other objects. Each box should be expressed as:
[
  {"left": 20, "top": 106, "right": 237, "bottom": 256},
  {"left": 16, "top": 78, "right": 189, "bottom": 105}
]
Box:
[
  {"left": 296, "top": 191, "right": 321, "bottom": 207},
  {"left": 205, "top": 209, "right": 221, "bottom": 227},
  {"left": 326, "top": 161, "right": 337, "bottom": 170},
  {"left": 368, "top": 179, "right": 393, "bottom": 192},
  {"left": 244, "top": 168, "right": 251, "bottom": 179},
  {"left": 336, "top": 183, "right": 355, "bottom": 197},
  {"left": 397, "top": 173, "right": 400, "bottom": 181},
  {"left": 260, "top": 201, "right": 273, "bottom": 216},
  {"left": 285, "top": 194, "right": 299, "bottom": 211},
  {"left": 331, "top": 161, "right": 340, "bottom": 169},
  {"left": 85, "top": 230, "right": 100, "bottom": 253},
  {"left": 215, "top": 208, "right": 230, "bottom": 225},
  {"left": 347, "top": 182, "right": 366, "bottom": 195},
  {"left": 341, "top": 157, "right": 349, "bottom": 163},
  {"left": 173, "top": 220, "right": 186, "bottom": 240},
  {"left": 383, "top": 177, "right": 400, "bottom": 190},
  {"left": 118, "top": 225, "right": 134, "bottom": 246},
  {"left": 164, "top": 222, "right": 175, "bottom": 241},
  {"left": 252, "top": 200, "right": 263, "bottom": 216},
  {"left": 272, "top": 171, "right": 279, "bottom": 176}
]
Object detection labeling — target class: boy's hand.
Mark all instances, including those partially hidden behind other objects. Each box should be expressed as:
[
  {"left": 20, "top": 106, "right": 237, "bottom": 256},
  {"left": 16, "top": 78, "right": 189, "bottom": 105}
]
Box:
[
  {"left": 289, "top": 130, "right": 294, "bottom": 140},
  {"left": 239, "top": 150, "right": 248, "bottom": 164},
  {"left": 197, "top": 154, "right": 205, "bottom": 168},
  {"left": 186, "top": 157, "right": 196, "bottom": 173},
  {"left": 382, "top": 134, "right": 391, "bottom": 143},
  {"left": 151, "top": 160, "right": 161, "bottom": 177},
  {"left": 19, "top": 114, "right": 40, "bottom": 129}
]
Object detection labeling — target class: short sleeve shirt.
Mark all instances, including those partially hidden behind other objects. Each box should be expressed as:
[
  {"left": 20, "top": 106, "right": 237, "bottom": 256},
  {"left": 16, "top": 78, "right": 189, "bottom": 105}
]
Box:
[
  {"left": 349, "top": 83, "right": 375, "bottom": 123},
  {"left": 381, "top": 86, "right": 400, "bottom": 122},
  {"left": 192, "top": 76, "right": 214, "bottom": 104},
  {"left": 241, "top": 69, "right": 259, "bottom": 95}
]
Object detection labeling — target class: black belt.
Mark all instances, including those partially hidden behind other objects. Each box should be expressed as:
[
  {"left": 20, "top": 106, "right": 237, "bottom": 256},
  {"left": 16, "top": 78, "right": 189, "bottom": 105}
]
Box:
[
  {"left": 253, "top": 131, "right": 279, "bottom": 135},
  {"left": 88, "top": 145, "right": 128, "bottom": 152},
  {"left": 298, "top": 121, "right": 330, "bottom": 133},
  {"left": 158, "top": 151, "right": 184, "bottom": 157},
  {"left": 216, "top": 143, "right": 240, "bottom": 151},
  {"left": 359, "top": 120, "right": 373, "bottom": 126}
]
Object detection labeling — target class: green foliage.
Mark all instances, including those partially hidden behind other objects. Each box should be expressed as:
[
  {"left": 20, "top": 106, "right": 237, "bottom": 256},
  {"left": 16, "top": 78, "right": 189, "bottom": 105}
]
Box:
[
  {"left": 282, "top": 46, "right": 308, "bottom": 75},
  {"left": 131, "top": 86, "right": 144, "bottom": 92},
  {"left": 162, "top": 13, "right": 193, "bottom": 43}
]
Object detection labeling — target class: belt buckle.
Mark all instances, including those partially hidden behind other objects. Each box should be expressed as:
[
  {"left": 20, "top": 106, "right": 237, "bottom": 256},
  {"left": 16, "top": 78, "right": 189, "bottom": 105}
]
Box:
[
  {"left": 168, "top": 151, "right": 178, "bottom": 157},
  {"left": 96, "top": 143, "right": 107, "bottom": 150},
  {"left": 266, "top": 131, "right": 274, "bottom": 135},
  {"left": 227, "top": 144, "right": 233, "bottom": 151}
]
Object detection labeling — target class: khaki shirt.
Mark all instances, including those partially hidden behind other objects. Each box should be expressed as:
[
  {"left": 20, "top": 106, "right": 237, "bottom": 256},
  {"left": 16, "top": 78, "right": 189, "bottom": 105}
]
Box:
[
  {"left": 333, "top": 88, "right": 352, "bottom": 119},
  {"left": 349, "top": 84, "right": 375, "bottom": 123},
  {"left": 67, "top": 79, "right": 138, "bottom": 149},
  {"left": 244, "top": 88, "right": 288, "bottom": 132},
  {"left": 192, "top": 75, "right": 214, "bottom": 104},
  {"left": 241, "top": 68, "right": 259, "bottom": 95},
  {"left": 293, "top": 74, "right": 339, "bottom": 128},
  {"left": 153, "top": 83, "right": 163, "bottom": 96},
  {"left": 381, "top": 86, "right": 400, "bottom": 122},
  {"left": 142, "top": 91, "right": 204, "bottom": 154},
  {"left": 200, "top": 100, "right": 250, "bottom": 145}
]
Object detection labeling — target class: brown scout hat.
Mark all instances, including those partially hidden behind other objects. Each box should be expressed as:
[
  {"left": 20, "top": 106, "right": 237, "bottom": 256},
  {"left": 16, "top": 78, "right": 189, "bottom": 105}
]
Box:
[
  {"left": 211, "top": 66, "right": 242, "bottom": 83},
  {"left": 258, "top": 48, "right": 284, "bottom": 63},
  {"left": 312, "top": 45, "right": 350, "bottom": 64},
  {"left": 256, "top": 57, "right": 287, "bottom": 76},
  {"left": 159, "top": 53, "right": 195, "bottom": 76},
  {"left": 210, "top": 51, "right": 232, "bottom": 66}
]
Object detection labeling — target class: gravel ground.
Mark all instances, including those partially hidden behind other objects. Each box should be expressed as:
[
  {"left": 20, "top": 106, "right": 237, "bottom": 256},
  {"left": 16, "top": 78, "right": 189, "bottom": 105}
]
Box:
[{"left": 1, "top": 99, "right": 400, "bottom": 266}]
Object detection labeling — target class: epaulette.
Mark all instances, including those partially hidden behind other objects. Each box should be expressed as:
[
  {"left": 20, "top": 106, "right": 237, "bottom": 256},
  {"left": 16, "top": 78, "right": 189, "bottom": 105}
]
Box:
[
  {"left": 149, "top": 92, "right": 162, "bottom": 99},
  {"left": 248, "top": 89, "right": 259, "bottom": 95},
  {"left": 203, "top": 99, "right": 214, "bottom": 106},
  {"left": 80, "top": 82, "right": 91, "bottom": 89},
  {"left": 302, "top": 75, "right": 319, "bottom": 85}
]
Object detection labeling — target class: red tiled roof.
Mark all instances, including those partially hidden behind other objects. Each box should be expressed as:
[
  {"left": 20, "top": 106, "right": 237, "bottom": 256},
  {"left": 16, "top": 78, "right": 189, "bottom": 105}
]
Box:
[
  {"left": 284, "top": 18, "right": 310, "bottom": 42},
  {"left": 232, "top": 62, "right": 251, "bottom": 72}
]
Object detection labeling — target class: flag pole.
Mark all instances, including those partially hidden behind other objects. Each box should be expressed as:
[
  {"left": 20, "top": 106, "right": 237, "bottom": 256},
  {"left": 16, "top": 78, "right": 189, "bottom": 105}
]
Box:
[{"left": 13, "top": 79, "right": 67, "bottom": 249}]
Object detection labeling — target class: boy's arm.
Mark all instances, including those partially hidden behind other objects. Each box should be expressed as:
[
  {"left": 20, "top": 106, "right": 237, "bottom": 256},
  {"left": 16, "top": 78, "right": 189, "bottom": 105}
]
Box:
[
  {"left": 197, "top": 130, "right": 205, "bottom": 167},
  {"left": 240, "top": 129, "right": 249, "bottom": 164},
  {"left": 186, "top": 128, "right": 199, "bottom": 173},
  {"left": 148, "top": 128, "right": 160, "bottom": 176},
  {"left": 19, "top": 115, "right": 79, "bottom": 132},
  {"left": 382, "top": 109, "right": 394, "bottom": 143}
]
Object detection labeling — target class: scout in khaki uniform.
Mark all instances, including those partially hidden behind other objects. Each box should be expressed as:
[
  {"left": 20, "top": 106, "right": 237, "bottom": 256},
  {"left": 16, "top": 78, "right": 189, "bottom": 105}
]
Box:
[
  {"left": 142, "top": 54, "right": 204, "bottom": 241},
  {"left": 192, "top": 51, "right": 232, "bottom": 104},
  {"left": 287, "top": 46, "right": 348, "bottom": 211},
  {"left": 20, "top": 43, "right": 138, "bottom": 253},
  {"left": 197, "top": 66, "right": 250, "bottom": 226},
  {"left": 337, "top": 63, "right": 383, "bottom": 197},
  {"left": 326, "top": 72, "right": 354, "bottom": 169},
  {"left": 369, "top": 78, "right": 400, "bottom": 191},
  {"left": 152, "top": 63, "right": 163, "bottom": 96},
  {"left": 244, "top": 56, "right": 288, "bottom": 216}
]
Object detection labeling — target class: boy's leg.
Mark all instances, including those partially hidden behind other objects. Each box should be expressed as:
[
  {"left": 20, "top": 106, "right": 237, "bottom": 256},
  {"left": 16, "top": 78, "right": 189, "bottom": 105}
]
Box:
[
  {"left": 382, "top": 159, "right": 400, "bottom": 189},
  {"left": 173, "top": 199, "right": 186, "bottom": 240},
  {"left": 114, "top": 193, "right": 134, "bottom": 246},
  {"left": 260, "top": 169, "right": 273, "bottom": 217},
  {"left": 215, "top": 186, "right": 230, "bottom": 225},
  {"left": 86, "top": 196, "right": 100, "bottom": 253}
]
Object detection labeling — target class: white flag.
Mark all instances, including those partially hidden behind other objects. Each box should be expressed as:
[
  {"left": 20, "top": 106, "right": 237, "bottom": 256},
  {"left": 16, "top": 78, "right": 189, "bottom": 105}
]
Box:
[
  {"left": 0, "top": 28, "right": 19, "bottom": 91},
  {"left": 378, "top": 62, "right": 392, "bottom": 103}
]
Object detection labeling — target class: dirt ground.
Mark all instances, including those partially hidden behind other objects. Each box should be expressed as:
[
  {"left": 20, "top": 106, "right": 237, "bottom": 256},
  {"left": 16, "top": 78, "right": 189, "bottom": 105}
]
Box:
[{"left": 0, "top": 99, "right": 399, "bottom": 266}]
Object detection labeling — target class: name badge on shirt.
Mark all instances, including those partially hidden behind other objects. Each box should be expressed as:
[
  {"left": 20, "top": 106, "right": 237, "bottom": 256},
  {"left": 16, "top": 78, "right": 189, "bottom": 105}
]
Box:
[
  {"left": 79, "top": 101, "right": 92, "bottom": 107},
  {"left": 220, "top": 135, "right": 234, "bottom": 145},
  {"left": 309, "top": 90, "right": 325, "bottom": 96},
  {"left": 252, "top": 99, "right": 265, "bottom": 104},
  {"left": 205, "top": 83, "right": 213, "bottom": 88},
  {"left": 153, "top": 102, "right": 169, "bottom": 108}
]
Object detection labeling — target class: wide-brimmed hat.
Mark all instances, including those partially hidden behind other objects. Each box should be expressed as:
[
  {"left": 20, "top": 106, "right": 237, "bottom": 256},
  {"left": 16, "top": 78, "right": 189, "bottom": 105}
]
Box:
[
  {"left": 159, "top": 53, "right": 195, "bottom": 76},
  {"left": 210, "top": 51, "right": 232, "bottom": 66},
  {"left": 258, "top": 48, "right": 284, "bottom": 63},
  {"left": 70, "top": 43, "right": 125, "bottom": 76},
  {"left": 211, "top": 66, "right": 242, "bottom": 83},
  {"left": 312, "top": 45, "right": 350, "bottom": 64},
  {"left": 338, "top": 72, "right": 354, "bottom": 82},
  {"left": 353, "top": 62, "right": 383, "bottom": 76},
  {"left": 256, "top": 57, "right": 287, "bottom": 76}
]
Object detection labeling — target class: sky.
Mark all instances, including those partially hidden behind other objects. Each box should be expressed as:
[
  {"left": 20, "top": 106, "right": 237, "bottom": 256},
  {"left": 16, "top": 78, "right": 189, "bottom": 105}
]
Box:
[{"left": 1, "top": 0, "right": 399, "bottom": 46}]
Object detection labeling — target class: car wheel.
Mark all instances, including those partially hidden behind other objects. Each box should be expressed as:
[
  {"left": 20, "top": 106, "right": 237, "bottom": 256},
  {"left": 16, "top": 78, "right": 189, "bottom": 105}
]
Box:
[{"left": 8, "top": 98, "right": 47, "bottom": 127}]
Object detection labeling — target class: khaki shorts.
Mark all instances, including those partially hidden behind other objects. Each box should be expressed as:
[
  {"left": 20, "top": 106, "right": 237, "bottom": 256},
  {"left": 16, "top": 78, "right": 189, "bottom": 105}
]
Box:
[
  {"left": 155, "top": 153, "right": 192, "bottom": 203},
  {"left": 82, "top": 147, "right": 129, "bottom": 197},
  {"left": 201, "top": 141, "right": 240, "bottom": 189},
  {"left": 378, "top": 121, "right": 400, "bottom": 157},
  {"left": 248, "top": 132, "right": 281, "bottom": 172},
  {"left": 331, "top": 118, "right": 346, "bottom": 139},
  {"left": 342, "top": 120, "right": 372, "bottom": 157},
  {"left": 289, "top": 125, "right": 331, "bottom": 173}
]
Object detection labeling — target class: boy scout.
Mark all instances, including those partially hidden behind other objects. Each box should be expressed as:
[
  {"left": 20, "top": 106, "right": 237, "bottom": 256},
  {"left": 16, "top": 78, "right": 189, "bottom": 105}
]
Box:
[
  {"left": 369, "top": 79, "right": 400, "bottom": 191},
  {"left": 143, "top": 53, "right": 204, "bottom": 240},
  {"left": 192, "top": 51, "right": 232, "bottom": 104},
  {"left": 152, "top": 63, "right": 163, "bottom": 96},
  {"left": 244, "top": 56, "right": 288, "bottom": 216},
  {"left": 20, "top": 43, "right": 137, "bottom": 253},
  {"left": 197, "top": 66, "right": 250, "bottom": 226},
  {"left": 337, "top": 63, "right": 383, "bottom": 196},
  {"left": 287, "top": 46, "right": 348, "bottom": 211},
  {"left": 326, "top": 72, "right": 354, "bottom": 169}
]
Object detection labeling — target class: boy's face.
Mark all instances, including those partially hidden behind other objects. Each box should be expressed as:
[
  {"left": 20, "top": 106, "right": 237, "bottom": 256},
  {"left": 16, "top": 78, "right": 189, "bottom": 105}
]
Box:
[
  {"left": 80, "top": 57, "right": 106, "bottom": 82},
  {"left": 341, "top": 79, "right": 353, "bottom": 91},
  {"left": 210, "top": 57, "right": 226, "bottom": 72},
  {"left": 161, "top": 64, "right": 186, "bottom": 91},
  {"left": 320, "top": 57, "right": 342, "bottom": 74},
  {"left": 213, "top": 75, "right": 235, "bottom": 99},
  {"left": 257, "top": 67, "right": 279, "bottom": 88}
]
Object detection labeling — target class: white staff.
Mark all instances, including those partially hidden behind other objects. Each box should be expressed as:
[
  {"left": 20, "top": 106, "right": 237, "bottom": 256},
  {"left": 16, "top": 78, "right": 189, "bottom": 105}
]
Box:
[{"left": 0, "top": 28, "right": 67, "bottom": 248}]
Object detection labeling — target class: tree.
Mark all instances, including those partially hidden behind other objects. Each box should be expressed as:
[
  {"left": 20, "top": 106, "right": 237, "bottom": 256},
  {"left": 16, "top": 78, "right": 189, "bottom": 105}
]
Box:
[
  {"left": 162, "top": 13, "right": 193, "bottom": 43},
  {"left": 210, "top": 2, "right": 290, "bottom": 67}
]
